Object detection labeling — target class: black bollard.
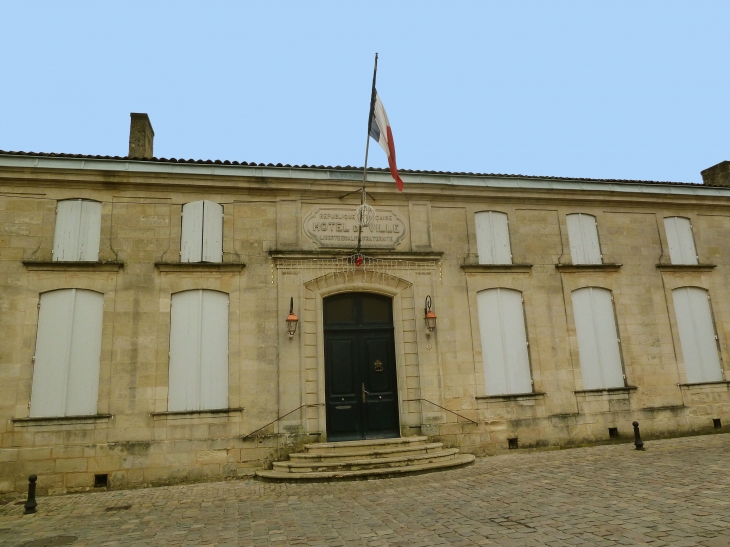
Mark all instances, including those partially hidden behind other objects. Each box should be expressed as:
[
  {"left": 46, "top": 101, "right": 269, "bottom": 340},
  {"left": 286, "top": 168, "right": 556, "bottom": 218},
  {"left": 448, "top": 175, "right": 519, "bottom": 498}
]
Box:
[
  {"left": 23, "top": 475, "right": 37, "bottom": 514},
  {"left": 632, "top": 421, "right": 644, "bottom": 451}
]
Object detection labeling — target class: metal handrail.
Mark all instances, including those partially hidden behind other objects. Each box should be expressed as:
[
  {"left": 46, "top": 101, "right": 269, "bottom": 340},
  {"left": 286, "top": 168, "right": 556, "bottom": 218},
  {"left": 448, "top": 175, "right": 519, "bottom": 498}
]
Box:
[
  {"left": 403, "top": 398, "right": 479, "bottom": 425},
  {"left": 241, "top": 403, "right": 324, "bottom": 439}
]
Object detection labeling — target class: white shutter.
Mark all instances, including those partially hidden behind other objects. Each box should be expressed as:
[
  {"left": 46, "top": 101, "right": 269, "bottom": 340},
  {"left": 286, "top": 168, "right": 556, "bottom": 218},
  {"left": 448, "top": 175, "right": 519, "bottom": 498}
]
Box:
[
  {"left": 53, "top": 200, "right": 82, "bottom": 261},
  {"left": 65, "top": 290, "right": 103, "bottom": 415},
  {"left": 664, "top": 217, "right": 698, "bottom": 265},
  {"left": 169, "top": 291, "right": 202, "bottom": 410},
  {"left": 672, "top": 287, "right": 723, "bottom": 384},
  {"left": 30, "top": 289, "right": 103, "bottom": 417},
  {"left": 199, "top": 291, "right": 229, "bottom": 409},
  {"left": 202, "top": 201, "right": 223, "bottom": 263},
  {"left": 77, "top": 200, "right": 102, "bottom": 261},
  {"left": 475, "top": 211, "right": 512, "bottom": 265},
  {"left": 477, "top": 288, "right": 532, "bottom": 395},
  {"left": 53, "top": 200, "right": 101, "bottom": 261},
  {"left": 181, "top": 201, "right": 204, "bottom": 262},
  {"left": 169, "top": 290, "right": 229, "bottom": 411},
  {"left": 572, "top": 287, "right": 624, "bottom": 389},
  {"left": 567, "top": 213, "right": 602, "bottom": 265}
]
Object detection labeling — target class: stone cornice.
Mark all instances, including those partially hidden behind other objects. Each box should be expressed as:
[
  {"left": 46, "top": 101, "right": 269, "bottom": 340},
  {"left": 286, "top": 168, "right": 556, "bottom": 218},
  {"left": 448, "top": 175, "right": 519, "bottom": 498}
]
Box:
[
  {"left": 2, "top": 153, "right": 729, "bottom": 199},
  {"left": 268, "top": 250, "right": 443, "bottom": 262}
]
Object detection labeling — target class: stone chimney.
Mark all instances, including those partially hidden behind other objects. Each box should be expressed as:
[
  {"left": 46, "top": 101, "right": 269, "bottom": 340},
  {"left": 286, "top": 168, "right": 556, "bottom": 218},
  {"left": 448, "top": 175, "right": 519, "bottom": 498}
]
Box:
[
  {"left": 701, "top": 161, "right": 730, "bottom": 187},
  {"left": 128, "top": 113, "right": 154, "bottom": 158}
]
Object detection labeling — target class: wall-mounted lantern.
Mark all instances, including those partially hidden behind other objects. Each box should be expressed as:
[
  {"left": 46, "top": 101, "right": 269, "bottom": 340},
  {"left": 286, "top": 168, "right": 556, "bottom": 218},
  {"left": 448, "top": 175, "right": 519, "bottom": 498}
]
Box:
[
  {"left": 424, "top": 295, "right": 437, "bottom": 333},
  {"left": 286, "top": 297, "right": 298, "bottom": 338}
]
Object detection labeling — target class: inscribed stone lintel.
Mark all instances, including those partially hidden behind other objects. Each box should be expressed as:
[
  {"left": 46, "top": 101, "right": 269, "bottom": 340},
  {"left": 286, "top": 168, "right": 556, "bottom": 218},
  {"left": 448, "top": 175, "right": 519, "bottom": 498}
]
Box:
[{"left": 303, "top": 206, "right": 408, "bottom": 249}]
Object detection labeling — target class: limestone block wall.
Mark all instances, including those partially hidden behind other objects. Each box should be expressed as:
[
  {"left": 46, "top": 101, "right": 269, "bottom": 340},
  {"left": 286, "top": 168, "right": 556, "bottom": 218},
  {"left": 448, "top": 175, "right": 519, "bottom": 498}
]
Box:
[{"left": 0, "top": 164, "right": 728, "bottom": 495}]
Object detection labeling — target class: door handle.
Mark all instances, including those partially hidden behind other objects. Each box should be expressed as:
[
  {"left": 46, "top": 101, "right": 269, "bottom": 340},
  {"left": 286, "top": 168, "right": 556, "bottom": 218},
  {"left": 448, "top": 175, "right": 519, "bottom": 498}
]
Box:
[{"left": 361, "top": 383, "right": 370, "bottom": 404}]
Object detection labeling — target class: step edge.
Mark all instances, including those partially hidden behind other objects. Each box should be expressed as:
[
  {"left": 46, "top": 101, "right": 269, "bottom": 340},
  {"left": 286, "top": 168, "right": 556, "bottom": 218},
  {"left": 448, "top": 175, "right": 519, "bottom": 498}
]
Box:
[
  {"left": 274, "top": 449, "right": 461, "bottom": 470},
  {"left": 289, "top": 443, "right": 444, "bottom": 460},
  {"left": 259, "top": 454, "right": 476, "bottom": 480}
]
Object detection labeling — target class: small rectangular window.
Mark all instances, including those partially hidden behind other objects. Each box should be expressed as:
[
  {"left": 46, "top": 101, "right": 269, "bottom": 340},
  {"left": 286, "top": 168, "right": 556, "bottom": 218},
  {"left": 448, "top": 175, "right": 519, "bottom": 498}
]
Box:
[
  {"left": 30, "top": 289, "right": 104, "bottom": 417},
  {"left": 181, "top": 201, "right": 223, "bottom": 263},
  {"left": 566, "top": 213, "right": 602, "bottom": 265},
  {"left": 475, "top": 211, "right": 512, "bottom": 264},
  {"left": 664, "top": 217, "right": 698, "bottom": 265},
  {"left": 53, "top": 200, "right": 102, "bottom": 261},
  {"left": 168, "top": 290, "right": 229, "bottom": 411}
]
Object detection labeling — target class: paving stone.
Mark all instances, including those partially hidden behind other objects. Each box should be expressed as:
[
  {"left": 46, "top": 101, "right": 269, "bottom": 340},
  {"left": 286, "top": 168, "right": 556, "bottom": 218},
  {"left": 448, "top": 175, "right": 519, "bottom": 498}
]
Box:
[{"left": 1, "top": 434, "right": 730, "bottom": 546}]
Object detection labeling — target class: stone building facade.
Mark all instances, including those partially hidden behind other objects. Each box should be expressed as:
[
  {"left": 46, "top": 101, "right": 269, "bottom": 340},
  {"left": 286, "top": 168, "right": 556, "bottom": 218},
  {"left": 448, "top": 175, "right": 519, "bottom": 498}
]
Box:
[{"left": 1, "top": 115, "right": 729, "bottom": 494}]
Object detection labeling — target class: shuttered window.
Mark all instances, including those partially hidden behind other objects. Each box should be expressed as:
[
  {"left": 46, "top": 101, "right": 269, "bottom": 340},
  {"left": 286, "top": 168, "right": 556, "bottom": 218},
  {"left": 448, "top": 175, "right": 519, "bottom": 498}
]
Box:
[
  {"left": 52, "top": 199, "right": 102, "bottom": 261},
  {"left": 672, "top": 287, "right": 723, "bottom": 384},
  {"left": 571, "top": 287, "right": 624, "bottom": 389},
  {"left": 475, "top": 211, "right": 512, "bottom": 264},
  {"left": 181, "top": 201, "right": 223, "bottom": 263},
  {"left": 664, "top": 217, "right": 698, "bottom": 265},
  {"left": 29, "top": 289, "right": 104, "bottom": 417},
  {"left": 477, "top": 288, "right": 532, "bottom": 395},
  {"left": 168, "top": 290, "right": 229, "bottom": 411},
  {"left": 566, "top": 213, "right": 602, "bottom": 265}
]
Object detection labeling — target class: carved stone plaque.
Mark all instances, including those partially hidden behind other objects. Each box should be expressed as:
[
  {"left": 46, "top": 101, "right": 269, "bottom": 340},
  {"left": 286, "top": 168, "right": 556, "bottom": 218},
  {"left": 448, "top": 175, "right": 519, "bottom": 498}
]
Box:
[{"left": 303, "top": 206, "right": 407, "bottom": 249}]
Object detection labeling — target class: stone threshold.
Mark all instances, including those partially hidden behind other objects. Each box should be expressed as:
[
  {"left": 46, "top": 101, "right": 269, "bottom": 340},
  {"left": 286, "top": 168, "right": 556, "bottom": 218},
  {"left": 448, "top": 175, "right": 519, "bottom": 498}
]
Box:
[
  {"left": 461, "top": 264, "right": 532, "bottom": 273},
  {"left": 656, "top": 264, "right": 716, "bottom": 271},
  {"left": 22, "top": 261, "right": 123, "bottom": 271},
  {"left": 12, "top": 414, "right": 113, "bottom": 425},
  {"left": 149, "top": 407, "right": 244, "bottom": 418},
  {"left": 555, "top": 263, "right": 622, "bottom": 272},
  {"left": 154, "top": 262, "right": 245, "bottom": 272}
]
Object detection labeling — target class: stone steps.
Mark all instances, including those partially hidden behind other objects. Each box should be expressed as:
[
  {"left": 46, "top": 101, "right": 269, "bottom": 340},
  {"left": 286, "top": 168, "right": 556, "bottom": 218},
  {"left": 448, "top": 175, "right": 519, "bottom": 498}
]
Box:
[
  {"left": 274, "top": 448, "right": 462, "bottom": 473},
  {"left": 289, "top": 442, "right": 445, "bottom": 462},
  {"left": 257, "top": 436, "right": 475, "bottom": 481}
]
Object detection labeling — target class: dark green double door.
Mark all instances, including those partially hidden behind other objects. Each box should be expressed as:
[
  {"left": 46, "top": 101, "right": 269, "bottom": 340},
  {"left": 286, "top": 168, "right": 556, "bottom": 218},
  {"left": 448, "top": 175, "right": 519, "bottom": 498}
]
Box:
[{"left": 324, "top": 293, "right": 400, "bottom": 442}]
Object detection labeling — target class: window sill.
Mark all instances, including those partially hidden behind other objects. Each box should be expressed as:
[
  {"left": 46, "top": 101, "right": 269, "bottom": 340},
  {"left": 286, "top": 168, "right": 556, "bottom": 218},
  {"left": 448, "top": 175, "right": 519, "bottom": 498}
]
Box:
[
  {"left": 23, "top": 261, "right": 123, "bottom": 272},
  {"left": 12, "top": 414, "right": 113, "bottom": 425},
  {"left": 656, "top": 264, "right": 716, "bottom": 272},
  {"left": 150, "top": 407, "right": 244, "bottom": 418},
  {"left": 677, "top": 381, "right": 730, "bottom": 388},
  {"left": 476, "top": 392, "right": 545, "bottom": 401},
  {"left": 461, "top": 264, "right": 532, "bottom": 273},
  {"left": 573, "top": 386, "right": 637, "bottom": 395},
  {"left": 555, "top": 263, "right": 621, "bottom": 272},
  {"left": 154, "top": 262, "right": 245, "bottom": 272}
]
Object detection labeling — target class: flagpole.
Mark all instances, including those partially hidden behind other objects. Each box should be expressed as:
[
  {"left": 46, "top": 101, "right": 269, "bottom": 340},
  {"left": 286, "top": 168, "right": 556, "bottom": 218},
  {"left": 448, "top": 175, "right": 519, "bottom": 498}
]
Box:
[{"left": 357, "top": 52, "right": 379, "bottom": 251}]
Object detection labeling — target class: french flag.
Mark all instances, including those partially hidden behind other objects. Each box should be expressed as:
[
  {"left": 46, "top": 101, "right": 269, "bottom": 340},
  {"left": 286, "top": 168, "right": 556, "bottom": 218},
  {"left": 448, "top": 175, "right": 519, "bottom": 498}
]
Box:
[{"left": 369, "top": 91, "right": 404, "bottom": 191}]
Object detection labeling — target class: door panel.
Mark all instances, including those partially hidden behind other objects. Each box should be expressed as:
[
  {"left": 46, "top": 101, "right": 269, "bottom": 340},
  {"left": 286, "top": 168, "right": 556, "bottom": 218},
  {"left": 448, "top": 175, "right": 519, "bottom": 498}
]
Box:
[
  {"left": 324, "top": 293, "right": 400, "bottom": 441},
  {"left": 362, "top": 334, "right": 399, "bottom": 438},
  {"left": 325, "top": 335, "right": 361, "bottom": 438}
]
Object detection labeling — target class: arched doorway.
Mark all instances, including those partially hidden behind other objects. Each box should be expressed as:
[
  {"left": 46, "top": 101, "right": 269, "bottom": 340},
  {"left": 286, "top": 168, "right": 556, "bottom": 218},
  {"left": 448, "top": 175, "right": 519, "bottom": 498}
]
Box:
[{"left": 324, "top": 292, "right": 400, "bottom": 441}]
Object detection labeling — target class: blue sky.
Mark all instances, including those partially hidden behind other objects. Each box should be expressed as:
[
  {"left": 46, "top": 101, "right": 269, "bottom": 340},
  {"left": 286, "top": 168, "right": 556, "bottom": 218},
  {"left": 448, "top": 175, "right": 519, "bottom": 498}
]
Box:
[{"left": 1, "top": 1, "right": 728, "bottom": 183}]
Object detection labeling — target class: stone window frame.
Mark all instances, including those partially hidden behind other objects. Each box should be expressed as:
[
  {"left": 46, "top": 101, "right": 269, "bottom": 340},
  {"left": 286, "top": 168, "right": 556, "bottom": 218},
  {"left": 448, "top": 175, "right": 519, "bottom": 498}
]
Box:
[
  {"left": 153, "top": 273, "right": 244, "bottom": 435},
  {"left": 659, "top": 275, "right": 728, "bottom": 386},
  {"left": 18, "top": 274, "right": 117, "bottom": 423},
  {"left": 464, "top": 274, "right": 540, "bottom": 400},
  {"left": 559, "top": 274, "right": 631, "bottom": 394}
]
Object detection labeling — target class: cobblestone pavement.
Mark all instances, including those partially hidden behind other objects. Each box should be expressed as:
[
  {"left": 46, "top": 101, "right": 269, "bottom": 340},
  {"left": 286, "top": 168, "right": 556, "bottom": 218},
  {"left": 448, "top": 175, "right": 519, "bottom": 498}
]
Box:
[{"left": 2, "top": 434, "right": 730, "bottom": 547}]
